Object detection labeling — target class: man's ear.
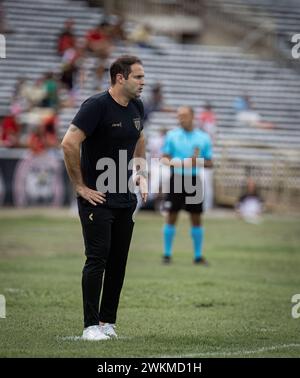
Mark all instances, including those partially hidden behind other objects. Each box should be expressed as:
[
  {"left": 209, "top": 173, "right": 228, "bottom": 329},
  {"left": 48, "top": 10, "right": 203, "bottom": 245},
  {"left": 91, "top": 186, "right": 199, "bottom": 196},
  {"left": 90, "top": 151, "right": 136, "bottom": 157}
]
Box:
[{"left": 116, "top": 73, "right": 124, "bottom": 84}]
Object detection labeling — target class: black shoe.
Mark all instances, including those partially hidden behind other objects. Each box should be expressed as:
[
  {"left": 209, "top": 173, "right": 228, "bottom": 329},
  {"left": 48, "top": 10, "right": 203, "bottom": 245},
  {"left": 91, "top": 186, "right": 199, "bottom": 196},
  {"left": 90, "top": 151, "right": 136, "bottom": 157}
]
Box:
[
  {"left": 162, "top": 255, "right": 172, "bottom": 264},
  {"left": 194, "top": 257, "right": 209, "bottom": 266}
]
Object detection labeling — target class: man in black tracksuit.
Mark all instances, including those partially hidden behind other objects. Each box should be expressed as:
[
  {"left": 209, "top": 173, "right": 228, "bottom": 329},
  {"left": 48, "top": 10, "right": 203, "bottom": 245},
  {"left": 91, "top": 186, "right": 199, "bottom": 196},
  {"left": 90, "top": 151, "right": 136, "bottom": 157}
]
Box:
[{"left": 61, "top": 55, "right": 147, "bottom": 340}]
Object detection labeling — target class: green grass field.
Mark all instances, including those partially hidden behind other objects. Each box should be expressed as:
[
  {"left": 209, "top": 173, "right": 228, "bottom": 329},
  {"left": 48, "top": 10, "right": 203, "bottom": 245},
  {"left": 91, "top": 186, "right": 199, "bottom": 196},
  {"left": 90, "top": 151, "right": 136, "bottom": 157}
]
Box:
[{"left": 0, "top": 210, "right": 300, "bottom": 358}]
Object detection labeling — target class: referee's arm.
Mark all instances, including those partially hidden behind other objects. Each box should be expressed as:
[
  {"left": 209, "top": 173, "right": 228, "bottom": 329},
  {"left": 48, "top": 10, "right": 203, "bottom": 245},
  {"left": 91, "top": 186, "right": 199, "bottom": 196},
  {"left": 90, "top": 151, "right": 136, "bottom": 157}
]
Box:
[
  {"left": 162, "top": 154, "right": 213, "bottom": 168},
  {"left": 61, "top": 124, "right": 106, "bottom": 206}
]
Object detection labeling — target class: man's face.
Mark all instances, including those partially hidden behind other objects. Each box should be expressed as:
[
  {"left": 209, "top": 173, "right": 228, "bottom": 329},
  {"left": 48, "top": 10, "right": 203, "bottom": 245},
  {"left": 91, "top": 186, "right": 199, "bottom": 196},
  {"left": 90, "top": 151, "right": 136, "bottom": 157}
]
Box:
[
  {"left": 123, "top": 63, "right": 145, "bottom": 99},
  {"left": 177, "top": 107, "right": 194, "bottom": 130}
]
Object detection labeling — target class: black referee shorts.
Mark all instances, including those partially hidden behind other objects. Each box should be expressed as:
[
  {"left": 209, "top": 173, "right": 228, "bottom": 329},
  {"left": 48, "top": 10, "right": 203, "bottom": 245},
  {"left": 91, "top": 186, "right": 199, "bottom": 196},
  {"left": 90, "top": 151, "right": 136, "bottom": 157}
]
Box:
[{"left": 163, "top": 173, "right": 203, "bottom": 214}]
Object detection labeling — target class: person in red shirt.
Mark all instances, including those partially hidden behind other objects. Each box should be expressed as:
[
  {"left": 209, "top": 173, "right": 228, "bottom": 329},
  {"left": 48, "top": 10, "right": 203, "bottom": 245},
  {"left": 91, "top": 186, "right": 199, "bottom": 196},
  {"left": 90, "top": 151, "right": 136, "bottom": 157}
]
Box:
[
  {"left": 57, "top": 19, "right": 76, "bottom": 55},
  {"left": 198, "top": 102, "right": 217, "bottom": 142},
  {"left": 43, "top": 112, "right": 58, "bottom": 148},
  {"left": 28, "top": 125, "right": 46, "bottom": 154},
  {"left": 85, "top": 21, "right": 112, "bottom": 59},
  {"left": 0, "top": 114, "right": 20, "bottom": 147}
]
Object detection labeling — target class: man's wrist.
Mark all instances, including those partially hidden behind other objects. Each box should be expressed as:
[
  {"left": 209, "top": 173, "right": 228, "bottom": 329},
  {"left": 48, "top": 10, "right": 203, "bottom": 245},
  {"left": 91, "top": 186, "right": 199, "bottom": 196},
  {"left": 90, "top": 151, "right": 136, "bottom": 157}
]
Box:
[
  {"left": 136, "top": 169, "right": 148, "bottom": 179},
  {"left": 75, "top": 183, "right": 85, "bottom": 192}
]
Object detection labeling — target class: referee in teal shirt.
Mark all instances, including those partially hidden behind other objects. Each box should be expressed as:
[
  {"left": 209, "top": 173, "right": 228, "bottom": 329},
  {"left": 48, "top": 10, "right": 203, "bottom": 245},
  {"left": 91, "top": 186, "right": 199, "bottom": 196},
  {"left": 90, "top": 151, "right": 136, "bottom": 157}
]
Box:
[{"left": 161, "top": 106, "right": 213, "bottom": 264}]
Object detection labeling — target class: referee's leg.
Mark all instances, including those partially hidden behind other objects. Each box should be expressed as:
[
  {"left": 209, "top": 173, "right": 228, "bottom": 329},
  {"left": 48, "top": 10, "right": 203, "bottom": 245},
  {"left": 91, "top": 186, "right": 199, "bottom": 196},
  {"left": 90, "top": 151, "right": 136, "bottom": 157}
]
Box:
[{"left": 99, "top": 205, "right": 135, "bottom": 324}]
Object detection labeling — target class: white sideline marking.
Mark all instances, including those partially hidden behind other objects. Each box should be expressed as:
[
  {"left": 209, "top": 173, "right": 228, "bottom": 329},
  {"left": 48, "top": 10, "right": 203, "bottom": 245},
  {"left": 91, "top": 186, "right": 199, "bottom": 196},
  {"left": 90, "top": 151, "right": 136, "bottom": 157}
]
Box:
[
  {"left": 55, "top": 339, "right": 300, "bottom": 356},
  {"left": 58, "top": 336, "right": 131, "bottom": 341},
  {"left": 154, "top": 343, "right": 300, "bottom": 358}
]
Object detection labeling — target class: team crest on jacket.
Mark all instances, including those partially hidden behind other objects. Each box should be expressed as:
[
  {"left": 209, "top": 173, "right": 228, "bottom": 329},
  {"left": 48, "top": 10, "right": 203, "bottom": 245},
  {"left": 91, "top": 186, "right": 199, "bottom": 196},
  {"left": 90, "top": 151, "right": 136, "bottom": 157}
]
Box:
[{"left": 133, "top": 118, "right": 141, "bottom": 131}]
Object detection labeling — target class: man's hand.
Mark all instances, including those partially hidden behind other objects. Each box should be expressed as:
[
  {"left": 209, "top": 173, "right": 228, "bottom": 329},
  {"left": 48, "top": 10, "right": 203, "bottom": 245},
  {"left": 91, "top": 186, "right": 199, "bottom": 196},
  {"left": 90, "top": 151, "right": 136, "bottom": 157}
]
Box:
[
  {"left": 135, "top": 175, "right": 148, "bottom": 204},
  {"left": 189, "top": 147, "right": 200, "bottom": 167},
  {"left": 193, "top": 147, "right": 200, "bottom": 157},
  {"left": 162, "top": 151, "right": 201, "bottom": 169},
  {"left": 76, "top": 185, "right": 106, "bottom": 206}
]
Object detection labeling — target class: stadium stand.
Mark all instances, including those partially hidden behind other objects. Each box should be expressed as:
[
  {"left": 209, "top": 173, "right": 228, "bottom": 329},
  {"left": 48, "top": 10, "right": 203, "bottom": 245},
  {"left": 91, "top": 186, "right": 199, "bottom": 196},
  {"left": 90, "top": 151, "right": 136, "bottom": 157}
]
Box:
[
  {"left": 207, "top": 0, "right": 300, "bottom": 58},
  {"left": 0, "top": 0, "right": 299, "bottom": 211}
]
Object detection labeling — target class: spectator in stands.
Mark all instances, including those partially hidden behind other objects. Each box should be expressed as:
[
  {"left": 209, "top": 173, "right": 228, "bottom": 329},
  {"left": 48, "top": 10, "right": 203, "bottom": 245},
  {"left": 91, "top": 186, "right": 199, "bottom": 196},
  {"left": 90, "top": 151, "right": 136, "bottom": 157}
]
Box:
[
  {"left": 42, "top": 111, "right": 59, "bottom": 149},
  {"left": 236, "top": 176, "right": 263, "bottom": 224},
  {"left": 26, "top": 110, "right": 58, "bottom": 154},
  {"left": 60, "top": 45, "right": 81, "bottom": 91},
  {"left": 0, "top": 113, "right": 21, "bottom": 147},
  {"left": 60, "top": 41, "right": 85, "bottom": 91},
  {"left": 43, "top": 72, "right": 59, "bottom": 109},
  {"left": 18, "top": 107, "right": 56, "bottom": 148},
  {"left": 85, "top": 21, "right": 113, "bottom": 89},
  {"left": 198, "top": 102, "right": 217, "bottom": 142},
  {"left": 110, "top": 15, "right": 127, "bottom": 45},
  {"left": 12, "top": 76, "right": 52, "bottom": 113},
  {"left": 233, "top": 93, "right": 251, "bottom": 113},
  {"left": 233, "top": 93, "right": 275, "bottom": 129},
  {"left": 128, "top": 23, "right": 164, "bottom": 54},
  {"left": 143, "top": 83, "right": 174, "bottom": 124},
  {"left": 85, "top": 21, "right": 113, "bottom": 59},
  {"left": 27, "top": 125, "right": 47, "bottom": 155},
  {"left": 57, "top": 19, "right": 76, "bottom": 56},
  {"left": 13, "top": 77, "right": 47, "bottom": 140},
  {"left": 27, "top": 77, "right": 47, "bottom": 108},
  {"left": 234, "top": 93, "right": 260, "bottom": 125},
  {"left": 128, "top": 23, "right": 152, "bottom": 48},
  {"left": 10, "top": 77, "right": 32, "bottom": 115}
]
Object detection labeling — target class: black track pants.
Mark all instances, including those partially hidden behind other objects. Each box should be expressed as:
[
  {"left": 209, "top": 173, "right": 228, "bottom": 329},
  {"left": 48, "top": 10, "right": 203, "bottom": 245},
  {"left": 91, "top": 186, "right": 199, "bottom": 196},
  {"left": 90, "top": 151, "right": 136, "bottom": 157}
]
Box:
[{"left": 78, "top": 198, "right": 136, "bottom": 328}]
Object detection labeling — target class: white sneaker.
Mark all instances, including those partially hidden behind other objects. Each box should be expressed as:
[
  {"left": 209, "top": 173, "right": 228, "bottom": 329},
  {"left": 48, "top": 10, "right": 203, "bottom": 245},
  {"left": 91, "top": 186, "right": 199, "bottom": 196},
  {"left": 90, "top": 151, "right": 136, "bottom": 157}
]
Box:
[
  {"left": 100, "top": 323, "right": 118, "bottom": 339},
  {"left": 82, "top": 325, "right": 110, "bottom": 341}
]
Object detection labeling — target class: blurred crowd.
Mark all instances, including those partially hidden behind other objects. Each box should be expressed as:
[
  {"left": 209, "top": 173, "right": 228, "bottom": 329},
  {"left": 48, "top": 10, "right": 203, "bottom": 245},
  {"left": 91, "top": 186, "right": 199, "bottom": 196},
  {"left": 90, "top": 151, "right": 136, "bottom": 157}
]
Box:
[
  {"left": 0, "top": 9, "right": 275, "bottom": 156},
  {"left": 0, "top": 10, "right": 268, "bottom": 213},
  {"left": 0, "top": 15, "right": 166, "bottom": 154},
  {"left": 0, "top": 74, "right": 60, "bottom": 153}
]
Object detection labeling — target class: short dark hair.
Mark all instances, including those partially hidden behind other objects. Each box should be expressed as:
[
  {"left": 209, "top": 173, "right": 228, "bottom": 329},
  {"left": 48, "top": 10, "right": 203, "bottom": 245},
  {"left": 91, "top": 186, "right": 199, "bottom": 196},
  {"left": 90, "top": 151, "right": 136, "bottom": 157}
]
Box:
[{"left": 110, "top": 55, "right": 143, "bottom": 85}]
